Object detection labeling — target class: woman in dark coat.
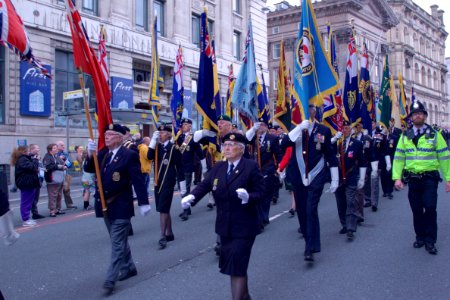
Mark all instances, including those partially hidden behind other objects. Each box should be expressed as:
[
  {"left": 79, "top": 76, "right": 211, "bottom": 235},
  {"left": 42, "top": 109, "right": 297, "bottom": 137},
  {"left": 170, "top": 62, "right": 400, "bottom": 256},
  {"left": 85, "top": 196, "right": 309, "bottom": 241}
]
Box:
[
  {"left": 43, "top": 143, "right": 66, "bottom": 217},
  {"left": 181, "top": 133, "right": 265, "bottom": 300},
  {"left": 11, "top": 145, "right": 40, "bottom": 226}
]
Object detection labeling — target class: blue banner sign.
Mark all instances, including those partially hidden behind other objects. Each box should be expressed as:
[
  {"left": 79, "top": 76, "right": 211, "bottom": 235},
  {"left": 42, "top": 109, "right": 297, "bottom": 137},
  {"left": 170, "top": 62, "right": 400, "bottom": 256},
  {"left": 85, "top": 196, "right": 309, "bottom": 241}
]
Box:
[{"left": 20, "top": 62, "right": 51, "bottom": 116}]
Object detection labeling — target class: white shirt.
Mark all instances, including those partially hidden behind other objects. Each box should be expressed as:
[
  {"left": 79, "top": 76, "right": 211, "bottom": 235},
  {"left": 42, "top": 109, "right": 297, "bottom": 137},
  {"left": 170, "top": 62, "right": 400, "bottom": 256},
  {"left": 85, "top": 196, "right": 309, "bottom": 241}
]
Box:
[
  {"left": 308, "top": 121, "right": 316, "bottom": 136},
  {"left": 413, "top": 125, "right": 426, "bottom": 136},
  {"left": 227, "top": 159, "right": 241, "bottom": 173},
  {"left": 108, "top": 146, "right": 121, "bottom": 163}
]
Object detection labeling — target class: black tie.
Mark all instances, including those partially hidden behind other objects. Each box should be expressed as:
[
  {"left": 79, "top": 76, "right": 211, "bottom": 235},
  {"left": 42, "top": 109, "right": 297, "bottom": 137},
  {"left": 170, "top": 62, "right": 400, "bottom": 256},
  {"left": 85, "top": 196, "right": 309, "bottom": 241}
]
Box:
[
  {"left": 227, "top": 164, "right": 234, "bottom": 181},
  {"left": 104, "top": 151, "right": 113, "bottom": 171}
]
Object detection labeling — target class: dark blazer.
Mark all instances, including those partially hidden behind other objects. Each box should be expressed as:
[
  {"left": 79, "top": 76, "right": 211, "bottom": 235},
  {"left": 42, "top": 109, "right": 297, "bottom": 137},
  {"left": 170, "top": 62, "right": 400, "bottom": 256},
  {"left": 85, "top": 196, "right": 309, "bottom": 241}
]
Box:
[
  {"left": 282, "top": 122, "right": 338, "bottom": 186},
  {"left": 148, "top": 141, "right": 185, "bottom": 188},
  {"left": 371, "top": 133, "right": 388, "bottom": 166},
  {"left": 84, "top": 146, "right": 149, "bottom": 219},
  {"left": 387, "top": 127, "right": 402, "bottom": 156},
  {"left": 190, "top": 158, "right": 265, "bottom": 238},
  {"left": 340, "top": 137, "right": 365, "bottom": 186},
  {"left": 43, "top": 153, "right": 65, "bottom": 184},
  {"left": 15, "top": 155, "right": 40, "bottom": 190},
  {"left": 248, "top": 132, "right": 282, "bottom": 176},
  {"left": 175, "top": 133, "right": 204, "bottom": 173}
]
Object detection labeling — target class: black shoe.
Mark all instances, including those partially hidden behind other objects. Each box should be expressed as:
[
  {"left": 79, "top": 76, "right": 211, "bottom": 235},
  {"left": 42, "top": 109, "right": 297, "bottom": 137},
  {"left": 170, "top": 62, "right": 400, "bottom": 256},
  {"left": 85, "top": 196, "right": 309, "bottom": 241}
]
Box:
[
  {"left": 272, "top": 198, "right": 278, "bottom": 205},
  {"left": 304, "top": 251, "right": 314, "bottom": 262},
  {"left": 382, "top": 193, "right": 387, "bottom": 197},
  {"left": 262, "top": 220, "right": 270, "bottom": 226},
  {"left": 67, "top": 205, "right": 77, "bottom": 209},
  {"left": 102, "top": 281, "right": 115, "bottom": 296},
  {"left": 56, "top": 210, "right": 65, "bottom": 215},
  {"left": 346, "top": 231, "right": 354, "bottom": 240},
  {"left": 118, "top": 269, "right": 137, "bottom": 281},
  {"left": 128, "top": 225, "right": 134, "bottom": 236},
  {"left": 214, "top": 243, "right": 221, "bottom": 256},
  {"left": 413, "top": 241, "right": 425, "bottom": 248},
  {"left": 339, "top": 227, "right": 347, "bottom": 234},
  {"left": 32, "top": 213, "right": 45, "bottom": 220},
  {"left": 186, "top": 207, "right": 192, "bottom": 215},
  {"left": 159, "top": 238, "right": 167, "bottom": 249},
  {"left": 425, "top": 243, "right": 438, "bottom": 255},
  {"left": 10, "top": 188, "right": 17, "bottom": 193},
  {"left": 363, "top": 203, "right": 371, "bottom": 208},
  {"left": 180, "top": 211, "right": 189, "bottom": 221},
  {"left": 207, "top": 203, "right": 214, "bottom": 209},
  {"left": 388, "top": 194, "right": 393, "bottom": 199},
  {"left": 288, "top": 208, "right": 295, "bottom": 216},
  {"left": 372, "top": 206, "right": 378, "bottom": 212},
  {"left": 357, "top": 218, "right": 364, "bottom": 224},
  {"left": 165, "top": 234, "right": 175, "bottom": 242}
]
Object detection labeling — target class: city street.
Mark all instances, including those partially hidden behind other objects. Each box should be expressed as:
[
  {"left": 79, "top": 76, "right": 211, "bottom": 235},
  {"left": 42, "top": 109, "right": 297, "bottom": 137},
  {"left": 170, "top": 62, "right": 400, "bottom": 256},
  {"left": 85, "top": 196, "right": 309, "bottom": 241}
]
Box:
[{"left": 1, "top": 181, "right": 450, "bottom": 299}]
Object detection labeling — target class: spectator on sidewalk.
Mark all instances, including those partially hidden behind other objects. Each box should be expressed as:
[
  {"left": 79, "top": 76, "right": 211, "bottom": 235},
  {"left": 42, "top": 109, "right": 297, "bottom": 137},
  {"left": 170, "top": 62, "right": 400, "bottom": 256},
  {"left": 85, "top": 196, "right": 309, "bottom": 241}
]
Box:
[
  {"left": 11, "top": 145, "right": 41, "bottom": 227},
  {"left": 29, "top": 144, "right": 45, "bottom": 219},
  {"left": 56, "top": 141, "right": 77, "bottom": 209},
  {"left": 44, "top": 143, "right": 66, "bottom": 217},
  {"left": 0, "top": 170, "right": 20, "bottom": 245},
  {"left": 74, "top": 145, "right": 84, "bottom": 173},
  {"left": 137, "top": 137, "right": 152, "bottom": 193}
]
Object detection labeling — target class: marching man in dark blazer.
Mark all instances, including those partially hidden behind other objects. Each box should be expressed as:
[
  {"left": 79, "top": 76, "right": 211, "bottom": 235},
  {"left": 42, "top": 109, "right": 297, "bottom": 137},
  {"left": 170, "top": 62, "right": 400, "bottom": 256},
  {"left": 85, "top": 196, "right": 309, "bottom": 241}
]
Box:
[
  {"left": 282, "top": 104, "right": 339, "bottom": 262},
  {"left": 148, "top": 124, "right": 186, "bottom": 249},
  {"left": 334, "top": 120, "right": 367, "bottom": 240},
  {"left": 175, "top": 118, "right": 204, "bottom": 221},
  {"left": 245, "top": 117, "right": 282, "bottom": 228},
  {"left": 181, "top": 133, "right": 265, "bottom": 300},
  {"left": 85, "top": 124, "right": 151, "bottom": 295}
]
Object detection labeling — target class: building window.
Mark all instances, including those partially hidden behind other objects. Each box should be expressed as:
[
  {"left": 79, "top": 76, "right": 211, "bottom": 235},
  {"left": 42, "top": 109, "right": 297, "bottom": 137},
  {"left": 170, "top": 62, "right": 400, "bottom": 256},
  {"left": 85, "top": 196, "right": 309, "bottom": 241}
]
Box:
[
  {"left": 154, "top": 0, "right": 165, "bottom": 36},
  {"left": 272, "top": 26, "right": 279, "bottom": 34},
  {"left": 273, "top": 42, "right": 281, "bottom": 59},
  {"left": 133, "top": 60, "right": 151, "bottom": 84},
  {"left": 192, "top": 14, "right": 214, "bottom": 48},
  {"left": 0, "top": 47, "right": 4, "bottom": 124},
  {"left": 233, "top": 31, "right": 241, "bottom": 61},
  {"left": 82, "top": 0, "right": 98, "bottom": 15},
  {"left": 136, "top": 0, "right": 149, "bottom": 31},
  {"left": 273, "top": 70, "right": 278, "bottom": 90},
  {"left": 233, "top": 0, "right": 241, "bottom": 14}
]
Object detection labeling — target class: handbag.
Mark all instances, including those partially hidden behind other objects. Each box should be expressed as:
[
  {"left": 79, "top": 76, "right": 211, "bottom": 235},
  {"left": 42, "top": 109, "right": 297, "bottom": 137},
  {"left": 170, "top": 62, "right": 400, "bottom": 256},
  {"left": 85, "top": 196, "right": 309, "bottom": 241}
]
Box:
[{"left": 51, "top": 170, "right": 65, "bottom": 184}]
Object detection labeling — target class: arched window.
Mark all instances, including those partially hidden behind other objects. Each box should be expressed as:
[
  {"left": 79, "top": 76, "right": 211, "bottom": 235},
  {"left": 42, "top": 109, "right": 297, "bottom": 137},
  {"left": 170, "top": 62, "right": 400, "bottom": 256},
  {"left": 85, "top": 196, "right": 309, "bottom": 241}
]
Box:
[
  {"left": 415, "top": 63, "right": 420, "bottom": 83},
  {"left": 413, "top": 33, "right": 419, "bottom": 49},
  {"left": 434, "top": 104, "right": 438, "bottom": 125},
  {"left": 427, "top": 68, "right": 432, "bottom": 88},
  {"left": 426, "top": 41, "right": 430, "bottom": 57},
  {"left": 428, "top": 103, "right": 433, "bottom": 124},
  {"left": 404, "top": 27, "right": 409, "bottom": 44},
  {"left": 421, "top": 66, "right": 426, "bottom": 85},
  {"left": 405, "top": 58, "right": 411, "bottom": 80},
  {"left": 420, "top": 37, "right": 425, "bottom": 54},
  {"left": 433, "top": 71, "right": 438, "bottom": 91}
]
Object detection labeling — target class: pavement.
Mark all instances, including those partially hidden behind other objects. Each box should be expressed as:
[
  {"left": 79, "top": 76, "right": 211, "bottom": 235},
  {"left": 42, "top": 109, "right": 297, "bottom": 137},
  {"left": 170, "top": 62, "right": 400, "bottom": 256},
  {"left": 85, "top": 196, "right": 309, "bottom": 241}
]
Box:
[{"left": 1, "top": 182, "right": 450, "bottom": 299}]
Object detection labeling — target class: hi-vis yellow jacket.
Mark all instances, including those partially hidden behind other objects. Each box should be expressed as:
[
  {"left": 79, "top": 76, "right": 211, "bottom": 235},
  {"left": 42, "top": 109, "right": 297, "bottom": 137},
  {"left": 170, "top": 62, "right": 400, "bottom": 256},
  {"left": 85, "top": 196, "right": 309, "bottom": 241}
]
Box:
[{"left": 392, "top": 125, "right": 450, "bottom": 181}]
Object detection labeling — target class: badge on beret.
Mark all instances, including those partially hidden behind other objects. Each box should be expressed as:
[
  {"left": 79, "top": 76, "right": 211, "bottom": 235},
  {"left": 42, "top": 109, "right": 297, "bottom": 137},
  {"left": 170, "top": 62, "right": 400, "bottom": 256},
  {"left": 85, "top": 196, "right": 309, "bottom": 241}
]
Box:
[
  {"left": 109, "top": 124, "right": 114, "bottom": 130},
  {"left": 230, "top": 134, "right": 235, "bottom": 140},
  {"left": 112, "top": 172, "right": 120, "bottom": 181}
]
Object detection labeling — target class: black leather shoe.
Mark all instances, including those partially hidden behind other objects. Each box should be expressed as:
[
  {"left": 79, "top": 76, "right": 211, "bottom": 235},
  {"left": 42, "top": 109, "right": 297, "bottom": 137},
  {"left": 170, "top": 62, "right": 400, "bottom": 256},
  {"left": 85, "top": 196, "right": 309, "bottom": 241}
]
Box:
[
  {"left": 32, "top": 213, "right": 45, "bottom": 220},
  {"left": 357, "top": 218, "right": 364, "bottom": 224},
  {"left": 56, "top": 210, "right": 65, "bottom": 215},
  {"left": 413, "top": 241, "right": 425, "bottom": 248},
  {"left": 159, "top": 238, "right": 167, "bottom": 249},
  {"left": 180, "top": 211, "right": 189, "bottom": 221},
  {"left": 214, "top": 243, "right": 221, "bottom": 256},
  {"left": 388, "top": 194, "right": 393, "bottom": 199},
  {"left": 382, "top": 193, "right": 387, "bottom": 197},
  {"left": 425, "top": 243, "right": 438, "bottom": 255},
  {"left": 165, "top": 234, "right": 175, "bottom": 242},
  {"left": 207, "top": 203, "right": 214, "bottom": 209},
  {"left": 102, "top": 281, "right": 115, "bottom": 296},
  {"left": 339, "top": 227, "right": 347, "bottom": 234},
  {"left": 363, "top": 203, "right": 371, "bottom": 208},
  {"left": 118, "top": 269, "right": 137, "bottom": 281},
  {"left": 186, "top": 207, "right": 192, "bottom": 215},
  {"left": 346, "top": 231, "right": 354, "bottom": 240},
  {"left": 371, "top": 206, "right": 378, "bottom": 212},
  {"left": 288, "top": 208, "right": 295, "bottom": 216},
  {"left": 304, "top": 251, "right": 314, "bottom": 262}
]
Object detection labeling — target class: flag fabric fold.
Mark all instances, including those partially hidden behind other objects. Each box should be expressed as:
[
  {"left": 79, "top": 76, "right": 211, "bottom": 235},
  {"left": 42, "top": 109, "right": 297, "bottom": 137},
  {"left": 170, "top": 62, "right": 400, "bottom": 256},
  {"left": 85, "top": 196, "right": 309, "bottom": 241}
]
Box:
[
  {"left": 359, "top": 41, "right": 373, "bottom": 135},
  {"left": 212, "top": 39, "right": 222, "bottom": 117},
  {"left": 171, "top": 45, "right": 184, "bottom": 133},
  {"left": 377, "top": 55, "right": 392, "bottom": 129},
  {"left": 98, "top": 25, "right": 109, "bottom": 85},
  {"left": 293, "top": 0, "right": 340, "bottom": 122},
  {"left": 257, "top": 71, "right": 270, "bottom": 124},
  {"left": 65, "top": 0, "right": 112, "bottom": 149},
  {"left": 273, "top": 40, "right": 291, "bottom": 132},
  {"left": 232, "top": 18, "right": 258, "bottom": 121},
  {"left": 343, "top": 31, "right": 360, "bottom": 125},
  {"left": 226, "top": 64, "right": 235, "bottom": 120},
  {"left": 149, "top": 16, "right": 164, "bottom": 128},
  {"left": 398, "top": 72, "right": 407, "bottom": 127},
  {"left": 0, "top": 0, "right": 51, "bottom": 77}
]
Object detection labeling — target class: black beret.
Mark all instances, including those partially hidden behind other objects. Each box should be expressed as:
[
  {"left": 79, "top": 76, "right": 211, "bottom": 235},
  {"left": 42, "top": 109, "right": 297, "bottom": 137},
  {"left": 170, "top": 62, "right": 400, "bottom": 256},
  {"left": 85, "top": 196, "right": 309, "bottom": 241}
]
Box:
[
  {"left": 106, "top": 123, "right": 126, "bottom": 135},
  {"left": 258, "top": 117, "right": 269, "bottom": 125},
  {"left": 232, "top": 123, "right": 238, "bottom": 129},
  {"left": 180, "top": 118, "right": 192, "bottom": 125},
  {"left": 158, "top": 123, "right": 172, "bottom": 133},
  {"left": 222, "top": 132, "right": 247, "bottom": 145},
  {"left": 218, "top": 115, "right": 232, "bottom": 122},
  {"left": 122, "top": 126, "right": 131, "bottom": 132},
  {"left": 273, "top": 125, "right": 280, "bottom": 130}
]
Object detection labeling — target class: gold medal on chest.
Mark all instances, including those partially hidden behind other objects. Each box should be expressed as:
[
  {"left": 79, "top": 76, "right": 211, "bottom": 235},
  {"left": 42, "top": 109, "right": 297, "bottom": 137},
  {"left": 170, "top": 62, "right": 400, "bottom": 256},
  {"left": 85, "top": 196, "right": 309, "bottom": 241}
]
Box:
[{"left": 112, "top": 172, "right": 120, "bottom": 182}]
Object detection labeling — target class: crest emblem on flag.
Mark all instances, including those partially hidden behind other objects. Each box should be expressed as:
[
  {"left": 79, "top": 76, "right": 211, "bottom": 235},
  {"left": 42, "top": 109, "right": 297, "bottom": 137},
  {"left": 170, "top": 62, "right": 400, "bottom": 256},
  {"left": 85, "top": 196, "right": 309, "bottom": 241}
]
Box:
[{"left": 297, "top": 30, "right": 313, "bottom": 75}]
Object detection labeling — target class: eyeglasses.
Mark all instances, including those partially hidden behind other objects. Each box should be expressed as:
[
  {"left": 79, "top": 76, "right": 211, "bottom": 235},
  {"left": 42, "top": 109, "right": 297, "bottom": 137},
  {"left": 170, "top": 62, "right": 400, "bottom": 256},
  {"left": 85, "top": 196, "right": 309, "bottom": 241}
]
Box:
[
  {"left": 223, "top": 142, "right": 239, "bottom": 148},
  {"left": 105, "top": 132, "right": 122, "bottom": 137}
]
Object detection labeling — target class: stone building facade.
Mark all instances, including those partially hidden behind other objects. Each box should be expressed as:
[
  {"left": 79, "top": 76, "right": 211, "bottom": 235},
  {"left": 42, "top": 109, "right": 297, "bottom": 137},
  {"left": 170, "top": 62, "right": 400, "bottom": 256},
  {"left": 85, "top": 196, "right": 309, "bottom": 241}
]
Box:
[
  {"left": 267, "top": 0, "right": 448, "bottom": 128},
  {"left": 0, "top": 0, "right": 268, "bottom": 175}
]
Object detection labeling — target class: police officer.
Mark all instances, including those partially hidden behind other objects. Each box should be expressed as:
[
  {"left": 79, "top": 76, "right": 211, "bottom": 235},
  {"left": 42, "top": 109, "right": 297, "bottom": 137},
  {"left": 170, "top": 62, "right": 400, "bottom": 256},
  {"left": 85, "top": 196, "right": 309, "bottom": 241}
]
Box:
[
  {"left": 245, "top": 117, "right": 282, "bottom": 227},
  {"left": 393, "top": 101, "right": 450, "bottom": 255},
  {"left": 148, "top": 124, "right": 186, "bottom": 249},
  {"left": 334, "top": 120, "right": 367, "bottom": 239},
  {"left": 85, "top": 124, "right": 151, "bottom": 295},
  {"left": 282, "top": 104, "right": 339, "bottom": 262},
  {"left": 175, "top": 118, "right": 204, "bottom": 221}
]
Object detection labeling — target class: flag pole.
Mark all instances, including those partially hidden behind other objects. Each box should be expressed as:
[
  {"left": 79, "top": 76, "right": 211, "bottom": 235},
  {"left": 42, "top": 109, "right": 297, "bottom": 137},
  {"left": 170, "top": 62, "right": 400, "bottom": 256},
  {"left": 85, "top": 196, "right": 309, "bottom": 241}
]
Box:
[{"left": 77, "top": 68, "right": 108, "bottom": 216}]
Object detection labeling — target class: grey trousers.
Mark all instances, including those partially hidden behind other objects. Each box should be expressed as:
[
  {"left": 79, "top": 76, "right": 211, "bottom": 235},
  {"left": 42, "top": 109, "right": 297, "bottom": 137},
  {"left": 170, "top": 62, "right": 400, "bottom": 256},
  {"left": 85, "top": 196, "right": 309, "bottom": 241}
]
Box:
[
  {"left": 335, "top": 185, "right": 358, "bottom": 232},
  {"left": 371, "top": 171, "right": 380, "bottom": 208},
  {"left": 105, "top": 219, "right": 136, "bottom": 284}
]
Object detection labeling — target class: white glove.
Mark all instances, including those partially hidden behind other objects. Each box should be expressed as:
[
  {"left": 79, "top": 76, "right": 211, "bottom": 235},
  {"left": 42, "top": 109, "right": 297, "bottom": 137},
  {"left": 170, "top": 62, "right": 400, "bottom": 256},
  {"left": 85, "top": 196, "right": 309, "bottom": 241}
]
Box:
[
  {"left": 328, "top": 167, "right": 339, "bottom": 193},
  {"left": 181, "top": 194, "right": 195, "bottom": 209},
  {"left": 385, "top": 155, "right": 391, "bottom": 172},
  {"left": 331, "top": 131, "right": 343, "bottom": 144},
  {"left": 139, "top": 204, "right": 151, "bottom": 216},
  {"left": 288, "top": 120, "right": 309, "bottom": 142},
  {"left": 371, "top": 161, "right": 379, "bottom": 178},
  {"left": 193, "top": 129, "right": 216, "bottom": 142},
  {"left": 279, "top": 171, "right": 286, "bottom": 182},
  {"left": 357, "top": 167, "right": 367, "bottom": 189},
  {"left": 179, "top": 180, "right": 187, "bottom": 196},
  {"left": 236, "top": 188, "right": 249, "bottom": 204},
  {"left": 245, "top": 122, "right": 261, "bottom": 141},
  {"left": 87, "top": 139, "right": 97, "bottom": 156},
  {"left": 363, "top": 129, "right": 368, "bottom": 136},
  {"left": 200, "top": 159, "right": 207, "bottom": 173},
  {"left": 150, "top": 131, "right": 160, "bottom": 149}
]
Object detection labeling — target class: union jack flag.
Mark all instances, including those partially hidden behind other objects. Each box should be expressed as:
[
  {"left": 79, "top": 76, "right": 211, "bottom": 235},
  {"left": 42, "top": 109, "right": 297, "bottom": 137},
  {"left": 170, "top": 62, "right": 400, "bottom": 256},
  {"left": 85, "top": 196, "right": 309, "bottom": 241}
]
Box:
[
  {"left": 98, "top": 25, "right": 109, "bottom": 85},
  {"left": 0, "top": 0, "right": 50, "bottom": 77}
]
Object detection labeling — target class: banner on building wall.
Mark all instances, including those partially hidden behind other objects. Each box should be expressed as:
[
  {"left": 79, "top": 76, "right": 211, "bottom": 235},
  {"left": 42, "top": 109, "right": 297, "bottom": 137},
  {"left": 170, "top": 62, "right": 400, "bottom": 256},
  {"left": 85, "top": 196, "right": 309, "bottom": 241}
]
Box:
[
  {"left": 111, "top": 77, "right": 133, "bottom": 108},
  {"left": 20, "top": 62, "right": 51, "bottom": 116},
  {"left": 183, "top": 89, "right": 192, "bottom": 119}
]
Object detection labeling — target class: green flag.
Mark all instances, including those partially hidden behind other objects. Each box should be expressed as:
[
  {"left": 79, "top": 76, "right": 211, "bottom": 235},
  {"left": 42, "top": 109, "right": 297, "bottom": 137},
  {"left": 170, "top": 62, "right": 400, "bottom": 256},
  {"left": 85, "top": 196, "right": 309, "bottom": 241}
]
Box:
[{"left": 378, "top": 55, "right": 391, "bottom": 129}]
